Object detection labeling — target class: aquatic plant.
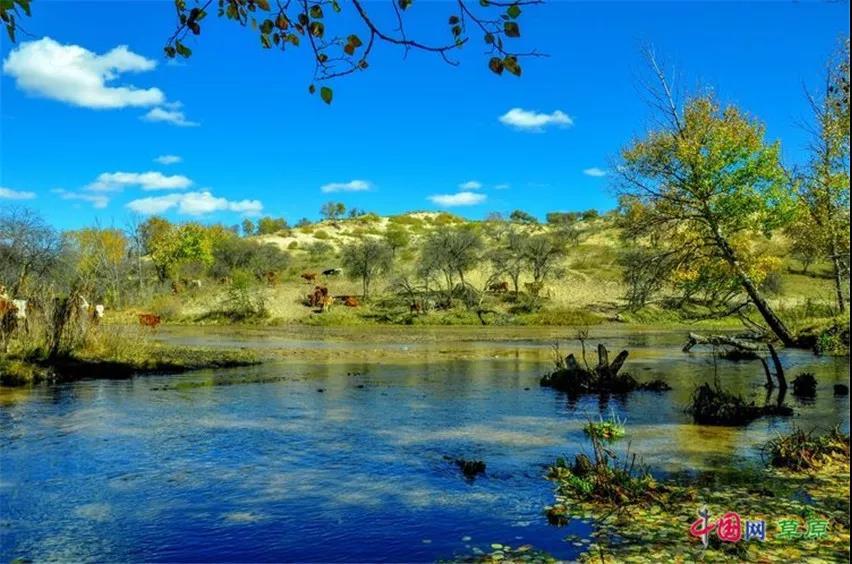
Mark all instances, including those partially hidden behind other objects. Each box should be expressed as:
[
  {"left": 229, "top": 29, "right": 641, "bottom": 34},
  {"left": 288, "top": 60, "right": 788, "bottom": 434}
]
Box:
[
  {"left": 764, "top": 427, "right": 849, "bottom": 471},
  {"left": 583, "top": 411, "right": 626, "bottom": 441},
  {"left": 686, "top": 382, "right": 792, "bottom": 425},
  {"left": 792, "top": 372, "right": 818, "bottom": 397}
]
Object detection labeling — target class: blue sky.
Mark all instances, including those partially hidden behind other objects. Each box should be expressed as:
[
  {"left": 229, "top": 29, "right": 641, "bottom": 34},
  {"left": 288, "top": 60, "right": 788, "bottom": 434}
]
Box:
[{"left": 0, "top": 1, "right": 848, "bottom": 229}]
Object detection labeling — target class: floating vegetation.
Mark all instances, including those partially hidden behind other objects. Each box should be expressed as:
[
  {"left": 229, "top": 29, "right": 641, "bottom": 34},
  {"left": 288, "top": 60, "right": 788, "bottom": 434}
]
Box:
[
  {"left": 792, "top": 372, "right": 817, "bottom": 397},
  {"left": 531, "top": 429, "right": 852, "bottom": 563},
  {"left": 764, "top": 427, "right": 849, "bottom": 471},
  {"left": 686, "top": 383, "right": 793, "bottom": 426},
  {"left": 453, "top": 543, "right": 560, "bottom": 563},
  {"left": 583, "top": 412, "right": 626, "bottom": 441},
  {"left": 540, "top": 343, "right": 670, "bottom": 395},
  {"left": 718, "top": 348, "right": 760, "bottom": 362}
]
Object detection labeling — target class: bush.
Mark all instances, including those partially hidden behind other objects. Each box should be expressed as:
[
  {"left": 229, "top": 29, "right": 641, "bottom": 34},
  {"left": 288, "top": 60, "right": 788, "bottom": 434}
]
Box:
[
  {"left": 314, "top": 230, "right": 331, "bottom": 240},
  {"left": 150, "top": 294, "right": 183, "bottom": 321},
  {"left": 765, "top": 428, "right": 849, "bottom": 471},
  {"left": 288, "top": 241, "right": 299, "bottom": 250},
  {"left": 218, "top": 270, "right": 268, "bottom": 322}
]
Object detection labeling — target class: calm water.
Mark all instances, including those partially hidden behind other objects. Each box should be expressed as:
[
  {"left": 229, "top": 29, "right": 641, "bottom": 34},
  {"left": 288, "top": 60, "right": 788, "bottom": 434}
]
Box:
[{"left": 1, "top": 328, "right": 849, "bottom": 562}]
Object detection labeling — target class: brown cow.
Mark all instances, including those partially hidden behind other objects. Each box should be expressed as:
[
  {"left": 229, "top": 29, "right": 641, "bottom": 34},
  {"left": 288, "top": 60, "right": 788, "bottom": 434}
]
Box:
[
  {"left": 488, "top": 281, "right": 509, "bottom": 294},
  {"left": 307, "top": 285, "right": 329, "bottom": 308},
  {"left": 301, "top": 272, "right": 318, "bottom": 284},
  {"left": 138, "top": 313, "right": 162, "bottom": 329},
  {"left": 341, "top": 296, "right": 359, "bottom": 308}
]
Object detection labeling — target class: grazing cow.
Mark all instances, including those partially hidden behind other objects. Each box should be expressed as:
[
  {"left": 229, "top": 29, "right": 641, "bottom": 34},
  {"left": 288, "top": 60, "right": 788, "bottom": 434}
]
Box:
[
  {"left": 189, "top": 279, "right": 203, "bottom": 289},
  {"left": 307, "top": 286, "right": 329, "bottom": 308},
  {"left": 488, "top": 281, "right": 509, "bottom": 294},
  {"left": 138, "top": 313, "right": 162, "bottom": 329},
  {"left": 301, "top": 272, "right": 318, "bottom": 284},
  {"left": 322, "top": 268, "right": 342, "bottom": 276},
  {"left": 264, "top": 271, "right": 279, "bottom": 286},
  {"left": 339, "top": 296, "right": 359, "bottom": 308}
]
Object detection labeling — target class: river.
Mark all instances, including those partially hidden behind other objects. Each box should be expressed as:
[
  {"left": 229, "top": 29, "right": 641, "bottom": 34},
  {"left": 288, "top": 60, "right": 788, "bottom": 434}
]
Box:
[{"left": 1, "top": 327, "right": 848, "bottom": 562}]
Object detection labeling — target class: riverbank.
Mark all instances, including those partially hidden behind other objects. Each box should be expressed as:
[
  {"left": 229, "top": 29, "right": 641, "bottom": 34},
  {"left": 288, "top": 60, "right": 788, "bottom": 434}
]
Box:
[{"left": 0, "top": 345, "right": 259, "bottom": 386}]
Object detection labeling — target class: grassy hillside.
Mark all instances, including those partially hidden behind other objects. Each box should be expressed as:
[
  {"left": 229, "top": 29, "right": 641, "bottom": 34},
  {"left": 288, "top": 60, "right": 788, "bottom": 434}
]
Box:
[{"left": 127, "top": 211, "right": 843, "bottom": 330}]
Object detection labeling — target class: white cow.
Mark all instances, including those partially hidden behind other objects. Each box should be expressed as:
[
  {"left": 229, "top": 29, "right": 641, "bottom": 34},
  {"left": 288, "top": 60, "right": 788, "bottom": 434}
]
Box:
[
  {"left": 94, "top": 304, "right": 105, "bottom": 319},
  {"left": 11, "top": 299, "right": 27, "bottom": 320}
]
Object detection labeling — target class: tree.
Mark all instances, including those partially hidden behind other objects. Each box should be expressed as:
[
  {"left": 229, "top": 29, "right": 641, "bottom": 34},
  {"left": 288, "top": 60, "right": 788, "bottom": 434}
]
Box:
[
  {"left": 342, "top": 239, "right": 392, "bottom": 299},
  {"left": 419, "top": 226, "right": 482, "bottom": 305},
  {"left": 792, "top": 41, "right": 850, "bottom": 312},
  {"left": 384, "top": 224, "right": 411, "bottom": 258},
  {"left": 66, "top": 227, "right": 129, "bottom": 304},
  {"left": 256, "top": 216, "right": 287, "bottom": 235},
  {"left": 320, "top": 201, "right": 346, "bottom": 223},
  {"left": 145, "top": 221, "right": 215, "bottom": 282},
  {"left": 488, "top": 228, "right": 526, "bottom": 295},
  {"left": 522, "top": 234, "right": 564, "bottom": 296},
  {"left": 0, "top": 207, "right": 64, "bottom": 295},
  {"left": 241, "top": 218, "right": 255, "bottom": 237},
  {"left": 510, "top": 209, "right": 538, "bottom": 224},
  {"left": 617, "top": 53, "right": 798, "bottom": 346}
]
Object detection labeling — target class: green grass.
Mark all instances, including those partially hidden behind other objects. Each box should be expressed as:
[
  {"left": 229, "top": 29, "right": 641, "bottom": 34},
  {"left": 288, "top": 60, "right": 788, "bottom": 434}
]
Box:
[{"left": 583, "top": 411, "right": 626, "bottom": 441}]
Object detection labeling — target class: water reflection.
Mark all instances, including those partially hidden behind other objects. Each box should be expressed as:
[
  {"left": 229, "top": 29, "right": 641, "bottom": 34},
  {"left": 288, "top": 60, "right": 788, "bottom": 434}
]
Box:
[{"left": 0, "top": 329, "right": 848, "bottom": 562}]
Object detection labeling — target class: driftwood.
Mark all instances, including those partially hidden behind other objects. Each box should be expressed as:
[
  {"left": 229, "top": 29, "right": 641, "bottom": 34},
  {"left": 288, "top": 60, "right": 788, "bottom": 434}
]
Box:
[
  {"left": 541, "top": 344, "right": 670, "bottom": 394},
  {"left": 684, "top": 332, "right": 787, "bottom": 390},
  {"left": 682, "top": 332, "right": 762, "bottom": 352}
]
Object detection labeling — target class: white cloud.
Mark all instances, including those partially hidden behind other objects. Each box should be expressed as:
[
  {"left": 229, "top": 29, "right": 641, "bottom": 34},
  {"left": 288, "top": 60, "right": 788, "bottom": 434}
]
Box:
[
  {"left": 428, "top": 191, "right": 487, "bottom": 207},
  {"left": 154, "top": 155, "right": 182, "bottom": 165},
  {"left": 2, "top": 37, "right": 164, "bottom": 109},
  {"left": 498, "top": 108, "right": 573, "bottom": 132},
  {"left": 320, "top": 180, "right": 371, "bottom": 193},
  {"left": 0, "top": 187, "right": 36, "bottom": 200},
  {"left": 52, "top": 189, "right": 109, "bottom": 209},
  {"left": 126, "top": 191, "right": 263, "bottom": 216},
  {"left": 583, "top": 167, "right": 608, "bottom": 177},
  {"left": 458, "top": 180, "right": 483, "bottom": 190},
  {"left": 88, "top": 171, "right": 193, "bottom": 192},
  {"left": 142, "top": 106, "right": 199, "bottom": 127}
]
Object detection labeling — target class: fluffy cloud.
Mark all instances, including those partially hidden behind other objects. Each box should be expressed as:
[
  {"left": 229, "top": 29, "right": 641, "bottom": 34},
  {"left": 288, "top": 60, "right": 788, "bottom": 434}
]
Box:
[
  {"left": 428, "top": 191, "right": 487, "bottom": 207},
  {"left": 142, "top": 106, "right": 199, "bottom": 127},
  {"left": 0, "top": 187, "right": 36, "bottom": 200},
  {"left": 126, "top": 191, "right": 263, "bottom": 216},
  {"left": 2, "top": 37, "right": 164, "bottom": 109},
  {"left": 499, "top": 108, "right": 573, "bottom": 132},
  {"left": 320, "top": 180, "right": 371, "bottom": 193},
  {"left": 583, "top": 167, "right": 608, "bottom": 177},
  {"left": 458, "top": 180, "right": 483, "bottom": 190},
  {"left": 88, "top": 171, "right": 193, "bottom": 192},
  {"left": 52, "top": 189, "right": 109, "bottom": 209},
  {"left": 154, "top": 155, "right": 182, "bottom": 165}
]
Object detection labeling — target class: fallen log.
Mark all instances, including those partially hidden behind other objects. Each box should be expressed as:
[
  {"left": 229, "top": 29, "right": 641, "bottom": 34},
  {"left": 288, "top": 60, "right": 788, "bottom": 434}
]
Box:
[
  {"left": 682, "top": 332, "right": 762, "bottom": 353},
  {"left": 542, "top": 344, "right": 670, "bottom": 394}
]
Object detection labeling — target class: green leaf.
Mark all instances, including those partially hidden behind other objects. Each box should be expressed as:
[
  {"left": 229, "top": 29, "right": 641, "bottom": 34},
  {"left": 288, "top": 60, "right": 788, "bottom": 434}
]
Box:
[
  {"left": 484, "top": 32, "right": 494, "bottom": 44},
  {"left": 448, "top": 15, "right": 459, "bottom": 25},
  {"left": 398, "top": 0, "right": 413, "bottom": 10},
  {"left": 309, "top": 4, "right": 323, "bottom": 19},
  {"left": 320, "top": 86, "right": 333, "bottom": 104},
  {"left": 504, "top": 21, "right": 520, "bottom": 38},
  {"left": 503, "top": 55, "right": 521, "bottom": 76},
  {"left": 276, "top": 14, "right": 288, "bottom": 29},
  {"left": 175, "top": 41, "right": 192, "bottom": 58},
  {"left": 309, "top": 84, "right": 316, "bottom": 94},
  {"left": 13, "top": 0, "right": 29, "bottom": 17},
  {"left": 488, "top": 57, "right": 504, "bottom": 75},
  {"left": 164, "top": 46, "right": 177, "bottom": 58},
  {"left": 260, "top": 33, "right": 272, "bottom": 48},
  {"left": 348, "top": 34, "right": 363, "bottom": 47},
  {"left": 309, "top": 21, "right": 324, "bottom": 37},
  {"left": 507, "top": 4, "right": 521, "bottom": 19},
  {"left": 332, "top": 1, "right": 341, "bottom": 13},
  {"left": 255, "top": 0, "right": 270, "bottom": 11},
  {"left": 260, "top": 18, "right": 273, "bottom": 34}
]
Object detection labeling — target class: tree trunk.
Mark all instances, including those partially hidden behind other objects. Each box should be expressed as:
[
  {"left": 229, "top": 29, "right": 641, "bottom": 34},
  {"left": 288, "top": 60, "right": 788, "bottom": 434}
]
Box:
[
  {"left": 713, "top": 228, "right": 797, "bottom": 347},
  {"left": 830, "top": 233, "right": 846, "bottom": 314}
]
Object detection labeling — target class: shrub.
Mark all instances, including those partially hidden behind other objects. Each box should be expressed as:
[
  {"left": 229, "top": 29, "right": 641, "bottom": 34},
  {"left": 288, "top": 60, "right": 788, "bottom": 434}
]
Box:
[
  {"left": 150, "top": 294, "right": 183, "bottom": 321},
  {"left": 287, "top": 241, "right": 299, "bottom": 250},
  {"left": 764, "top": 428, "right": 849, "bottom": 471},
  {"left": 313, "top": 230, "right": 330, "bottom": 240}
]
